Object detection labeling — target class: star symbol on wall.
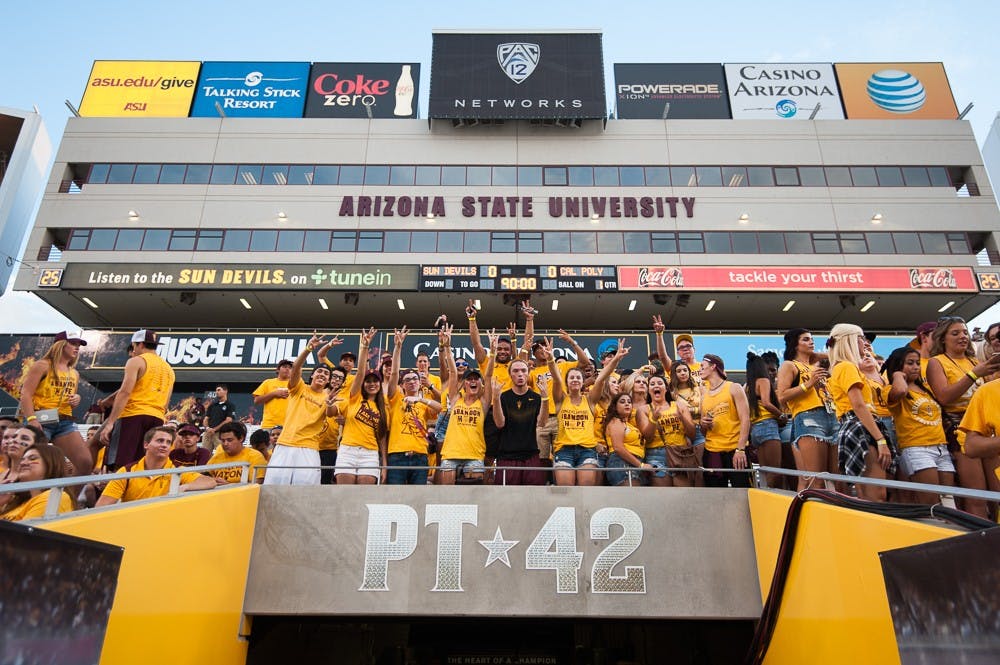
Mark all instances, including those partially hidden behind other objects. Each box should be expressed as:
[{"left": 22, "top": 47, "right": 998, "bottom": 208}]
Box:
[{"left": 478, "top": 526, "right": 519, "bottom": 568}]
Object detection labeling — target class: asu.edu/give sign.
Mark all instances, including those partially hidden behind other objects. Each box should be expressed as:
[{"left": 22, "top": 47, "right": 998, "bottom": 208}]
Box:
[
  {"left": 617, "top": 266, "right": 978, "bottom": 292},
  {"left": 80, "top": 61, "right": 201, "bottom": 117}
]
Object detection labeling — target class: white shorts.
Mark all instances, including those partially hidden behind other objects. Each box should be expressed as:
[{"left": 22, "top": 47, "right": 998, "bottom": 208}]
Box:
[
  {"left": 899, "top": 444, "right": 955, "bottom": 477},
  {"left": 263, "top": 445, "right": 321, "bottom": 486},
  {"left": 335, "top": 444, "right": 381, "bottom": 479}
]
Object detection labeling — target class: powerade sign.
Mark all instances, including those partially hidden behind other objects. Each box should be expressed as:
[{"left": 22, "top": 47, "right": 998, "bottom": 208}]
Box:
[
  {"left": 614, "top": 63, "right": 730, "bottom": 119},
  {"left": 304, "top": 63, "right": 419, "bottom": 119},
  {"left": 190, "top": 62, "right": 309, "bottom": 117},
  {"left": 724, "top": 63, "right": 845, "bottom": 119},
  {"left": 429, "top": 32, "right": 606, "bottom": 120}
]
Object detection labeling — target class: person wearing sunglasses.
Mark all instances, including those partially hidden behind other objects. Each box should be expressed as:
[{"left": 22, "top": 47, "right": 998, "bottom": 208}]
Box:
[
  {"left": 386, "top": 327, "right": 442, "bottom": 485},
  {"left": 926, "top": 316, "right": 1000, "bottom": 519}
]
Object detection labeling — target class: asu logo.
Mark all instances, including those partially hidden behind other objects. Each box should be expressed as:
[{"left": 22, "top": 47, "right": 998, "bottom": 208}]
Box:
[{"left": 497, "top": 43, "right": 540, "bottom": 84}]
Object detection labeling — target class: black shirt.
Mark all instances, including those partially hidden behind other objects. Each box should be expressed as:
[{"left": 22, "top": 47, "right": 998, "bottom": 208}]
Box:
[
  {"left": 495, "top": 389, "right": 542, "bottom": 460},
  {"left": 206, "top": 400, "right": 236, "bottom": 428}
]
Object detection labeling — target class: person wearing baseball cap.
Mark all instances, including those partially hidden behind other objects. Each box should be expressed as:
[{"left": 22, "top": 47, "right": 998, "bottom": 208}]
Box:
[
  {"left": 100, "top": 329, "right": 176, "bottom": 470},
  {"left": 253, "top": 360, "right": 294, "bottom": 431},
  {"left": 168, "top": 423, "right": 210, "bottom": 468},
  {"left": 674, "top": 334, "right": 701, "bottom": 374},
  {"left": 699, "top": 353, "right": 751, "bottom": 488},
  {"left": 17, "top": 330, "right": 92, "bottom": 477}
]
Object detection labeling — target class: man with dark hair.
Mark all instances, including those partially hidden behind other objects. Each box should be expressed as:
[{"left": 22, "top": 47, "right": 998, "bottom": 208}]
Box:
[
  {"left": 168, "top": 423, "right": 210, "bottom": 467},
  {"left": 99, "top": 329, "right": 176, "bottom": 470},
  {"left": 252, "top": 359, "right": 293, "bottom": 431},
  {"left": 207, "top": 421, "right": 267, "bottom": 484},
  {"left": 96, "top": 426, "right": 216, "bottom": 505},
  {"left": 491, "top": 358, "right": 549, "bottom": 485},
  {"left": 203, "top": 384, "right": 236, "bottom": 450}
]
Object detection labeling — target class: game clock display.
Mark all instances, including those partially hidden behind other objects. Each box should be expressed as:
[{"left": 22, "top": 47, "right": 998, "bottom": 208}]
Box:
[{"left": 419, "top": 265, "right": 617, "bottom": 292}]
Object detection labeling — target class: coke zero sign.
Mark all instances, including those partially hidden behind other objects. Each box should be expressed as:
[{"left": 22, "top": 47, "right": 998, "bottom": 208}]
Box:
[{"left": 304, "top": 63, "right": 420, "bottom": 119}]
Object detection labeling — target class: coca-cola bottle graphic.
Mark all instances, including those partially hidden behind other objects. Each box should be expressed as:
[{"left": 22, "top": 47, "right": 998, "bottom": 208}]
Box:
[{"left": 394, "top": 65, "right": 414, "bottom": 117}]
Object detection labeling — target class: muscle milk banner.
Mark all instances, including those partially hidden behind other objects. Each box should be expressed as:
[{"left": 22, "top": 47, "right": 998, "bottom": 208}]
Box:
[{"left": 725, "top": 63, "right": 845, "bottom": 119}]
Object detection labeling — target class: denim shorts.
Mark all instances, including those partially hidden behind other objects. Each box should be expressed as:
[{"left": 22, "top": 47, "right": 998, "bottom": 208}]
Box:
[
  {"left": 790, "top": 406, "right": 838, "bottom": 448},
  {"left": 643, "top": 447, "right": 668, "bottom": 478},
  {"left": 439, "top": 458, "right": 485, "bottom": 475},
  {"left": 750, "top": 419, "right": 781, "bottom": 448},
  {"left": 899, "top": 444, "right": 955, "bottom": 477},
  {"left": 691, "top": 424, "right": 706, "bottom": 448},
  {"left": 386, "top": 452, "right": 429, "bottom": 485},
  {"left": 606, "top": 453, "right": 643, "bottom": 486},
  {"left": 553, "top": 445, "right": 599, "bottom": 469},
  {"left": 42, "top": 419, "right": 79, "bottom": 440}
]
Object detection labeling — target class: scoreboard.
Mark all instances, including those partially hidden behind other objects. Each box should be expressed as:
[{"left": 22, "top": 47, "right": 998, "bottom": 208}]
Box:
[{"left": 419, "top": 265, "right": 618, "bottom": 292}]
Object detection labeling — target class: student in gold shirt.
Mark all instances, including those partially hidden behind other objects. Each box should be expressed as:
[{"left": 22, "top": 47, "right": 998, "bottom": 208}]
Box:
[
  {"left": 438, "top": 324, "right": 495, "bottom": 485},
  {"left": 252, "top": 359, "right": 293, "bottom": 431},
  {"left": 0, "top": 444, "right": 75, "bottom": 521},
  {"left": 699, "top": 353, "right": 751, "bottom": 488},
  {"left": 207, "top": 422, "right": 267, "bottom": 485},
  {"left": 331, "top": 327, "right": 389, "bottom": 485},
  {"left": 387, "top": 332, "right": 442, "bottom": 485}
]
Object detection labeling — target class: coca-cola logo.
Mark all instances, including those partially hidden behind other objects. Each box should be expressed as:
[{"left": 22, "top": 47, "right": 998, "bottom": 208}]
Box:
[
  {"left": 638, "top": 267, "right": 685, "bottom": 289},
  {"left": 909, "top": 268, "right": 956, "bottom": 289}
]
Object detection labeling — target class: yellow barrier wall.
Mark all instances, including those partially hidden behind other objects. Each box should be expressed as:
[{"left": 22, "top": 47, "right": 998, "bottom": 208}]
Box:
[
  {"left": 41, "top": 485, "right": 259, "bottom": 665},
  {"left": 747, "top": 490, "right": 958, "bottom": 665}
]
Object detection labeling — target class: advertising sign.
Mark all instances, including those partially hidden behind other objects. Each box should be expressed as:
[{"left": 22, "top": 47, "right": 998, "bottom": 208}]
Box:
[
  {"left": 835, "top": 62, "right": 958, "bottom": 119},
  {"left": 304, "top": 63, "right": 420, "bottom": 118},
  {"left": 675, "top": 334, "right": 912, "bottom": 372},
  {"left": 190, "top": 61, "right": 310, "bottom": 117},
  {"left": 617, "top": 266, "right": 977, "bottom": 292},
  {"left": 59, "top": 264, "right": 418, "bottom": 291},
  {"left": 724, "top": 63, "right": 844, "bottom": 119},
  {"left": 614, "top": 63, "right": 730, "bottom": 119},
  {"left": 429, "top": 32, "right": 606, "bottom": 120},
  {"left": 79, "top": 60, "right": 201, "bottom": 117}
]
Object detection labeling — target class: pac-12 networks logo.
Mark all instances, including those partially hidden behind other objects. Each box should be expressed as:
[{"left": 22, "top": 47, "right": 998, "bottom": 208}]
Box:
[
  {"left": 638, "top": 267, "right": 685, "bottom": 289},
  {"left": 498, "top": 43, "right": 539, "bottom": 84},
  {"left": 909, "top": 268, "right": 956, "bottom": 289}
]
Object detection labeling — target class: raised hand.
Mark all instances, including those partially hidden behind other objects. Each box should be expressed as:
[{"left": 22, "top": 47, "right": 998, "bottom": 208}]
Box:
[
  {"left": 465, "top": 299, "right": 478, "bottom": 318},
  {"left": 394, "top": 326, "right": 409, "bottom": 345},
  {"left": 652, "top": 314, "right": 665, "bottom": 333}
]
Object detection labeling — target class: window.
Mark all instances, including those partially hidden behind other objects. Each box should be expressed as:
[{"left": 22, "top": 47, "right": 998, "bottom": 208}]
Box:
[
  {"left": 696, "top": 167, "right": 723, "bottom": 187},
  {"left": 849, "top": 166, "right": 877, "bottom": 186},
  {"left": 570, "top": 232, "right": 596, "bottom": 253},
  {"left": 866, "top": 233, "right": 894, "bottom": 254},
  {"left": 901, "top": 167, "right": 930, "bottom": 187},
  {"left": 650, "top": 232, "right": 677, "bottom": 253},
  {"left": 466, "top": 166, "right": 491, "bottom": 186},
  {"left": 947, "top": 233, "right": 969, "bottom": 254},
  {"left": 596, "top": 232, "right": 623, "bottom": 254},
  {"left": 678, "top": 233, "right": 704, "bottom": 253},
  {"left": 757, "top": 233, "right": 785, "bottom": 254},
  {"left": 142, "top": 229, "right": 170, "bottom": 250},
  {"left": 438, "top": 231, "right": 463, "bottom": 252},
  {"left": 670, "top": 166, "right": 696, "bottom": 187},
  {"left": 784, "top": 233, "right": 812, "bottom": 253},
  {"left": 568, "top": 167, "right": 593, "bottom": 186},
  {"left": 798, "top": 167, "right": 826, "bottom": 186},
  {"left": 441, "top": 166, "right": 465, "bottom": 185},
  {"left": 196, "top": 230, "right": 224, "bottom": 251},
  {"left": 223, "top": 230, "right": 251, "bottom": 252},
  {"left": 91, "top": 230, "right": 118, "bottom": 251},
  {"left": 415, "top": 166, "right": 441, "bottom": 185},
  {"left": 263, "top": 165, "right": 289, "bottom": 185},
  {"left": 594, "top": 166, "right": 619, "bottom": 186},
  {"left": 209, "top": 165, "right": 237, "bottom": 185},
  {"left": 722, "top": 166, "right": 747, "bottom": 187},
  {"left": 411, "top": 232, "right": 437, "bottom": 252},
  {"left": 249, "top": 230, "right": 277, "bottom": 252},
  {"left": 390, "top": 166, "right": 415, "bottom": 185},
  {"left": 276, "top": 230, "right": 305, "bottom": 252},
  {"left": 88, "top": 164, "right": 110, "bottom": 184},
  {"left": 927, "top": 167, "right": 951, "bottom": 186},
  {"left": 331, "top": 231, "right": 357, "bottom": 252},
  {"left": 158, "top": 164, "right": 186, "bottom": 184},
  {"left": 812, "top": 233, "right": 839, "bottom": 253},
  {"left": 492, "top": 167, "right": 517, "bottom": 186},
  {"left": 518, "top": 166, "right": 542, "bottom": 186},
  {"left": 919, "top": 233, "right": 948, "bottom": 254},
  {"left": 644, "top": 167, "right": 669, "bottom": 186},
  {"left": 774, "top": 168, "right": 799, "bottom": 186},
  {"left": 624, "top": 232, "right": 650, "bottom": 253},
  {"left": 288, "top": 165, "right": 315, "bottom": 185},
  {"left": 731, "top": 233, "right": 758, "bottom": 254},
  {"left": 384, "top": 232, "right": 410, "bottom": 252},
  {"left": 133, "top": 164, "right": 161, "bottom": 184},
  {"left": 338, "top": 166, "right": 363, "bottom": 185},
  {"left": 840, "top": 233, "right": 868, "bottom": 254},
  {"left": 704, "top": 232, "right": 731, "bottom": 253},
  {"left": 237, "top": 165, "right": 263, "bottom": 186},
  {"left": 464, "top": 232, "right": 489, "bottom": 252},
  {"left": 66, "top": 230, "right": 90, "bottom": 251},
  {"left": 892, "top": 232, "right": 922, "bottom": 254},
  {"left": 107, "top": 164, "right": 136, "bottom": 184},
  {"left": 304, "top": 230, "right": 331, "bottom": 251},
  {"left": 544, "top": 167, "right": 567, "bottom": 186},
  {"left": 312, "top": 165, "right": 339, "bottom": 185},
  {"left": 491, "top": 232, "right": 516, "bottom": 253},
  {"left": 357, "top": 232, "right": 383, "bottom": 252},
  {"left": 545, "top": 232, "right": 571, "bottom": 253},
  {"left": 364, "top": 166, "right": 389, "bottom": 185},
  {"left": 747, "top": 167, "right": 774, "bottom": 187},
  {"left": 620, "top": 167, "right": 645, "bottom": 186},
  {"left": 169, "top": 230, "right": 197, "bottom": 251},
  {"left": 824, "top": 167, "right": 851, "bottom": 186},
  {"left": 519, "top": 232, "right": 543, "bottom": 253},
  {"left": 875, "top": 167, "right": 903, "bottom": 186}
]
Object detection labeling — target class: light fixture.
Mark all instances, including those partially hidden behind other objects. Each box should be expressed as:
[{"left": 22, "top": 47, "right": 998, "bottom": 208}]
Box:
[
  {"left": 551, "top": 299, "right": 559, "bottom": 311},
  {"left": 628, "top": 299, "right": 637, "bottom": 311},
  {"left": 239, "top": 298, "right": 252, "bottom": 310},
  {"left": 318, "top": 298, "right": 329, "bottom": 310},
  {"left": 396, "top": 299, "right": 406, "bottom": 310},
  {"left": 937, "top": 301, "right": 955, "bottom": 313},
  {"left": 82, "top": 297, "right": 98, "bottom": 309},
  {"left": 871, "top": 213, "right": 883, "bottom": 224},
  {"left": 782, "top": 299, "right": 796, "bottom": 312},
  {"left": 738, "top": 213, "right": 750, "bottom": 224},
  {"left": 860, "top": 300, "right": 875, "bottom": 312},
  {"left": 590, "top": 213, "right": 600, "bottom": 223},
  {"left": 426, "top": 213, "right": 436, "bottom": 222},
  {"left": 474, "top": 299, "right": 481, "bottom": 310},
  {"left": 128, "top": 210, "right": 139, "bottom": 221},
  {"left": 705, "top": 299, "right": 716, "bottom": 311},
  {"left": 277, "top": 211, "right": 287, "bottom": 221}
]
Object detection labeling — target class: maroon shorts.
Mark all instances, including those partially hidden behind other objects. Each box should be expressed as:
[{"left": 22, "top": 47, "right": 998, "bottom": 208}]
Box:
[
  {"left": 493, "top": 455, "right": 547, "bottom": 486},
  {"left": 108, "top": 414, "right": 163, "bottom": 469}
]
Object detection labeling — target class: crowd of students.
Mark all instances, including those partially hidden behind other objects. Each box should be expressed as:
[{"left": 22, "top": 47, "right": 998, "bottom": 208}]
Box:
[{"left": 2, "top": 307, "right": 999, "bottom": 521}]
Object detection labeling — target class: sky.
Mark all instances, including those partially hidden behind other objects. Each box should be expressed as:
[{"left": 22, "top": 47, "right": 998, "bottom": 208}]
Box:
[{"left": 2, "top": 0, "right": 999, "bottom": 332}]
